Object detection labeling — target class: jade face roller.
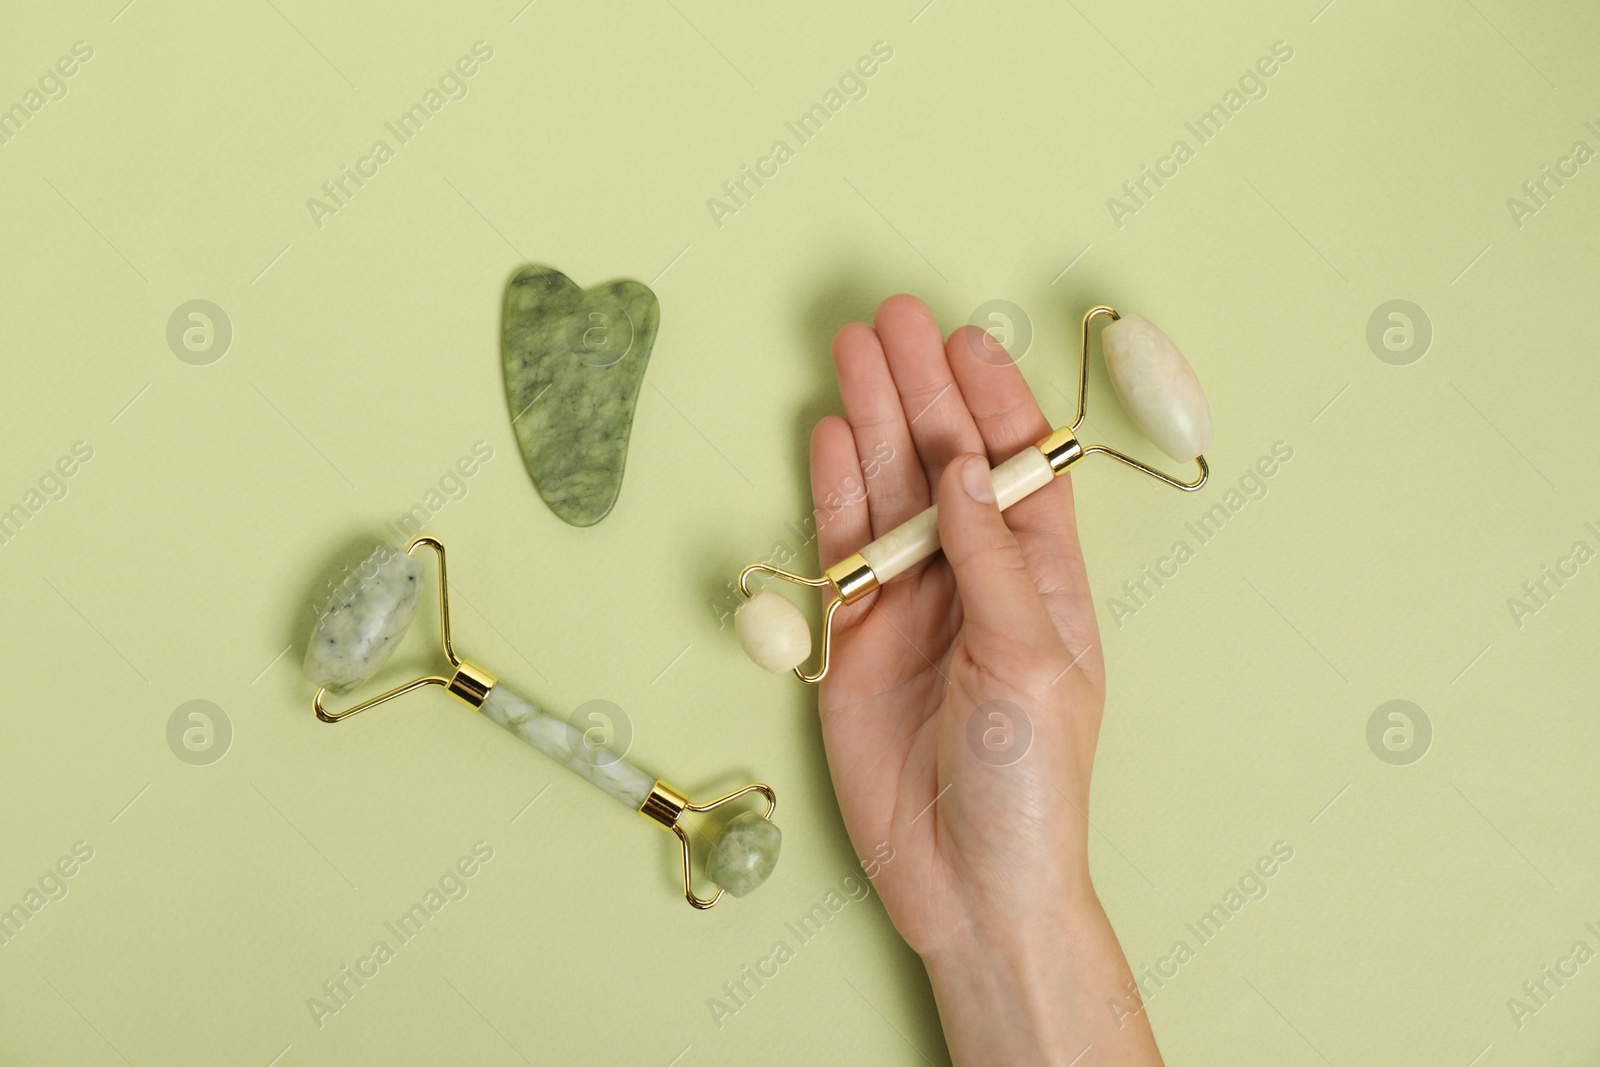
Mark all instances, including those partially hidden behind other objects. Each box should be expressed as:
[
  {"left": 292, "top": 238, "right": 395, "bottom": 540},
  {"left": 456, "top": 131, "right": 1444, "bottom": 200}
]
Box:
[
  {"left": 304, "top": 536, "right": 781, "bottom": 909},
  {"left": 735, "top": 305, "right": 1213, "bottom": 682}
]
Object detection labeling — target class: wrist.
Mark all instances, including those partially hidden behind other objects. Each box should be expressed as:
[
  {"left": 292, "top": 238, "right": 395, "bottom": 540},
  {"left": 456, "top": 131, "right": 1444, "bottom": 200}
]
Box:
[{"left": 920, "top": 894, "right": 1162, "bottom": 1067}]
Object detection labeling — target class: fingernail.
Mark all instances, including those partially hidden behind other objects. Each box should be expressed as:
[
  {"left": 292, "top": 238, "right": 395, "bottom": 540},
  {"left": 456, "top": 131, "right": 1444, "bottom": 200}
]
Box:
[{"left": 960, "top": 455, "right": 995, "bottom": 503}]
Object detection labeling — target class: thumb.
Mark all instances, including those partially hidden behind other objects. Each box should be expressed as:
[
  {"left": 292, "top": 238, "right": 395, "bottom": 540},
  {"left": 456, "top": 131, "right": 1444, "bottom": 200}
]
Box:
[{"left": 937, "top": 454, "right": 1057, "bottom": 657}]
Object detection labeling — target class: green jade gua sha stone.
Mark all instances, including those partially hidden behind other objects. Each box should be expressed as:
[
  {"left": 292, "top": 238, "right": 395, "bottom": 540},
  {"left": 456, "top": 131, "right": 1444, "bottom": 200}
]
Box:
[{"left": 501, "top": 265, "right": 660, "bottom": 527}]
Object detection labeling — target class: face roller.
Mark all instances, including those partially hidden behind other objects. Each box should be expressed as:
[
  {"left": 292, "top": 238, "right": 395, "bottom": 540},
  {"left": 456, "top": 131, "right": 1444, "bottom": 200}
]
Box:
[
  {"left": 735, "top": 306, "right": 1213, "bottom": 682},
  {"left": 304, "top": 536, "right": 781, "bottom": 909}
]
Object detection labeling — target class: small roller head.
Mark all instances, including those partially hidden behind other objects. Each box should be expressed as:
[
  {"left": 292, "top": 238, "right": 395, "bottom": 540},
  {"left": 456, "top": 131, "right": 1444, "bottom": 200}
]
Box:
[
  {"left": 304, "top": 544, "right": 424, "bottom": 692},
  {"left": 707, "top": 811, "right": 782, "bottom": 897},
  {"left": 1101, "top": 312, "right": 1213, "bottom": 464},
  {"left": 735, "top": 590, "right": 812, "bottom": 674}
]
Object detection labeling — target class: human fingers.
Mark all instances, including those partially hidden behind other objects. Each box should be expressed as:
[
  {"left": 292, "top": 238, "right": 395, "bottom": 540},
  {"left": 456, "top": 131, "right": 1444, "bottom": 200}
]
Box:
[
  {"left": 875, "top": 295, "right": 984, "bottom": 489},
  {"left": 833, "top": 321, "right": 928, "bottom": 536}
]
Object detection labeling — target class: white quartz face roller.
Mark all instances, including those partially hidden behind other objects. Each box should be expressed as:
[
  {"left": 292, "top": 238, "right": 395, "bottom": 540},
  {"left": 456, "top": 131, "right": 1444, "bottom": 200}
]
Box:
[
  {"left": 735, "top": 305, "right": 1213, "bottom": 683},
  {"left": 305, "top": 536, "right": 781, "bottom": 909}
]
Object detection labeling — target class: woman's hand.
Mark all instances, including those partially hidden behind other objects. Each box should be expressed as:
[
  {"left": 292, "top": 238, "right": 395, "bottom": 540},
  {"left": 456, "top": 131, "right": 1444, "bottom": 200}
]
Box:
[{"left": 809, "top": 295, "right": 1162, "bottom": 1066}]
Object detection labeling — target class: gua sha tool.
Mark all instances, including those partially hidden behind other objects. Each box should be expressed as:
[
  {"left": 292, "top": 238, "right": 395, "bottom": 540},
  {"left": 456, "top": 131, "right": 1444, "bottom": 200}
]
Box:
[
  {"left": 305, "top": 536, "right": 780, "bottom": 909},
  {"left": 735, "top": 305, "right": 1213, "bottom": 683},
  {"left": 501, "top": 265, "right": 660, "bottom": 527}
]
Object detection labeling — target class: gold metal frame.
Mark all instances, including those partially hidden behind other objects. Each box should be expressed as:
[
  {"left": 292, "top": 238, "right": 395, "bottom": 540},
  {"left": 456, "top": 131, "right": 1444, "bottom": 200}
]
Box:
[
  {"left": 638, "top": 781, "right": 778, "bottom": 909},
  {"left": 314, "top": 536, "right": 498, "bottom": 722},
  {"left": 736, "top": 303, "right": 1210, "bottom": 684}
]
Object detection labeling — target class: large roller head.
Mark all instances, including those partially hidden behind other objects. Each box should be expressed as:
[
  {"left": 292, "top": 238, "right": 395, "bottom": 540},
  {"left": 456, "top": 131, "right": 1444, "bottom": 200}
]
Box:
[
  {"left": 303, "top": 544, "right": 425, "bottom": 692},
  {"left": 1101, "top": 312, "right": 1213, "bottom": 465}
]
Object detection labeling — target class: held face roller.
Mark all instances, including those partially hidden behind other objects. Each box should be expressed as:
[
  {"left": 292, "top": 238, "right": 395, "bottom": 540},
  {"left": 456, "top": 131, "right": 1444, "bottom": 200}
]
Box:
[
  {"left": 304, "top": 536, "right": 781, "bottom": 909},
  {"left": 735, "top": 306, "right": 1213, "bottom": 682}
]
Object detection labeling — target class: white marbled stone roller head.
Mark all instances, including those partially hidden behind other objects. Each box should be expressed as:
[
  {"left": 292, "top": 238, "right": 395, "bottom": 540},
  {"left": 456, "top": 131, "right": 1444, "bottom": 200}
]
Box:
[
  {"left": 303, "top": 544, "right": 425, "bottom": 692},
  {"left": 1101, "top": 312, "right": 1214, "bottom": 464},
  {"left": 735, "top": 590, "right": 812, "bottom": 674}
]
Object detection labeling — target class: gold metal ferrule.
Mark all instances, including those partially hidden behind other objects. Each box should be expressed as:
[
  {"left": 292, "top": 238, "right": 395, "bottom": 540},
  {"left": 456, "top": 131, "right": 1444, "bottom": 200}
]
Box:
[
  {"left": 825, "top": 552, "right": 879, "bottom": 604},
  {"left": 446, "top": 659, "right": 496, "bottom": 708},
  {"left": 639, "top": 780, "right": 690, "bottom": 829},
  {"left": 1037, "top": 426, "right": 1085, "bottom": 474}
]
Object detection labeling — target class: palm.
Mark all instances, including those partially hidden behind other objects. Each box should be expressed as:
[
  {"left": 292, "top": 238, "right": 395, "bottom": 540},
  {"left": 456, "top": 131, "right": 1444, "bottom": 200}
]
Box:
[{"left": 808, "top": 296, "right": 1105, "bottom": 956}]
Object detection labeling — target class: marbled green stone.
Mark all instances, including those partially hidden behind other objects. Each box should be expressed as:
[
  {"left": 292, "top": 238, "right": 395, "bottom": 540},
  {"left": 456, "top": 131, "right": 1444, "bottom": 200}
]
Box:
[
  {"left": 707, "top": 811, "right": 782, "bottom": 897},
  {"left": 501, "top": 265, "right": 659, "bottom": 527}
]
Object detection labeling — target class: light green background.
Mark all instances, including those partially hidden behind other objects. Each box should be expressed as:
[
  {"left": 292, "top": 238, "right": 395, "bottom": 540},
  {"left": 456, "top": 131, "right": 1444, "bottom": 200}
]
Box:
[{"left": 2, "top": 0, "right": 1597, "bottom": 1063}]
